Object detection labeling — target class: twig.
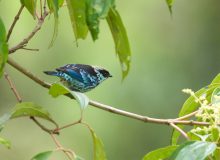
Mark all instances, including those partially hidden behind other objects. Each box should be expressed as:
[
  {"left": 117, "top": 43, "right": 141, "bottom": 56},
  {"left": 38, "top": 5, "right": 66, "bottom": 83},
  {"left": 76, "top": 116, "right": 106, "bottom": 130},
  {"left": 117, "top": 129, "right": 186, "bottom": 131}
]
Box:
[
  {"left": 170, "top": 122, "right": 189, "bottom": 140},
  {"left": 9, "top": 11, "right": 49, "bottom": 54},
  {"left": 7, "top": 5, "right": 24, "bottom": 42},
  {"left": 4, "top": 72, "right": 22, "bottom": 102},
  {"left": 6, "top": 57, "right": 216, "bottom": 128},
  {"left": 21, "top": 47, "right": 39, "bottom": 52},
  {"left": 175, "top": 110, "right": 198, "bottom": 121},
  {"left": 54, "top": 119, "right": 81, "bottom": 133},
  {"left": 50, "top": 133, "right": 75, "bottom": 160}
]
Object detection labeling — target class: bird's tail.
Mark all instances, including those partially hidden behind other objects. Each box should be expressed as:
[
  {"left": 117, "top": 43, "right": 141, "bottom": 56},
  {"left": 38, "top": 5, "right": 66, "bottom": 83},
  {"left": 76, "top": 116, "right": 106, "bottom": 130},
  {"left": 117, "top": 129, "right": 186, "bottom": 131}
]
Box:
[{"left": 44, "top": 71, "right": 58, "bottom": 76}]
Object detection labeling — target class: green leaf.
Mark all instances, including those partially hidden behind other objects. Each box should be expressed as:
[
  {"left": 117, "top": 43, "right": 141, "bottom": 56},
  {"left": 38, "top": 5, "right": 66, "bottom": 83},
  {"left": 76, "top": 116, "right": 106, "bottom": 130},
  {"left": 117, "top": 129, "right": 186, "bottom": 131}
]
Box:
[
  {"left": 87, "top": 125, "right": 107, "bottom": 160},
  {"left": 47, "top": 0, "right": 59, "bottom": 48},
  {"left": 171, "top": 74, "right": 220, "bottom": 145},
  {"left": 166, "top": 0, "right": 174, "bottom": 14},
  {"left": 211, "top": 87, "right": 220, "bottom": 105},
  {"left": 85, "top": 0, "right": 115, "bottom": 40},
  {"left": 20, "top": 0, "right": 37, "bottom": 19},
  {"left": 170, "top": 141, "right": 216, "bottom": 160},
  {"left": 11, "top": 102, "right": 57, "bottom": 126},
  {"left": 214, "top": 148, "right": 220, "bottom": 160},
  {"left": 49, "top": 83, "right": 89, "bottom": 109},
  {"left": 66, "top": 0, "right": 88, "bottom": 40},
  {"left": 0, "top": 17, "right": 8, "bottom": 77},
  {"left": 142, "top": 145, "right": 178, "bottom": 160},
  {"left": 31, "top": 151, "right": 53, "bottom": 160},
  {"left": 107, "top": 7, "right": 131, "bottom": 79},
  {"left": 0, "top": 137, "right": 11, "bottom": 149}
]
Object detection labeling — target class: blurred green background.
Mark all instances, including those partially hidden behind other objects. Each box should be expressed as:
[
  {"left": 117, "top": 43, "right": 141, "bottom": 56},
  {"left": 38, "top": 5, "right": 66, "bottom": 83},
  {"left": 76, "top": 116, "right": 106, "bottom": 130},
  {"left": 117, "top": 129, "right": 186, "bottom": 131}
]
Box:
[{"left": 1, "top": 0, "right": 220, "bottom": 159}]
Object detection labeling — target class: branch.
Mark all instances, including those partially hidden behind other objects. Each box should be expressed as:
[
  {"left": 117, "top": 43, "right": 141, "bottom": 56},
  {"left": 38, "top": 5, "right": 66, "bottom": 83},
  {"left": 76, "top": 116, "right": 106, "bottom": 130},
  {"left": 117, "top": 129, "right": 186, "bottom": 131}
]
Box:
[
  {"left": 4, "top": 72, "right": 22, "bottom": 102},
  {"left": 9, "top": 11, "right": 49, "bottom": 54},
  {"left": 6, "top": 57, "right": 214, "bottom": 128},
  {"left": 7, "top": 5, "right": 24, "bottom": 42},
  {"left": 170, "top": 122, "right": 189, "bottom": 140}
]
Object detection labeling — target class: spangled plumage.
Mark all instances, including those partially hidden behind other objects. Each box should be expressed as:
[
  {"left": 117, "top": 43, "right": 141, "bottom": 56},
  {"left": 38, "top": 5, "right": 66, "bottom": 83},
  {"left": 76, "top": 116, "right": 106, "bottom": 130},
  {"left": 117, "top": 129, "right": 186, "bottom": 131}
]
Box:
[{"left": 44, "top": 64, "right": 112, "bottom": 92}]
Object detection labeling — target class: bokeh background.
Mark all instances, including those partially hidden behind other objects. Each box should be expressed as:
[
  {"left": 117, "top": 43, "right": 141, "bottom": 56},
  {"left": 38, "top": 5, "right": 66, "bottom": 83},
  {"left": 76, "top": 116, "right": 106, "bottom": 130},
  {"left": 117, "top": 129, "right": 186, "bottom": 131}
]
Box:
[{"left": 1, "top": 0, "right": 220, "bottom": 159}]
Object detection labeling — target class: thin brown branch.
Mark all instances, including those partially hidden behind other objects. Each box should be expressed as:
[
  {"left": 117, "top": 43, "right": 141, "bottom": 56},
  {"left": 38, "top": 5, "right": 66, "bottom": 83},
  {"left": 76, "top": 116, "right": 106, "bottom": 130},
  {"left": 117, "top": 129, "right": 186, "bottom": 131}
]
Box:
[
  {"left": 9, "top": 11, "right": 49, "bottom": 54},
  {"left": 170, "top": 122, "right": 189, "bottom": 140},
  {"left": 175, "top": 110, "right": 198, "bottom": 121},
  {"left": 4, "top": 72, "right": 22, "bottom": 102},
  {"left": 6, "top": 57, "right": 216, "bottom": 128},
  {"left": 54, "top": 119, "right": 81, "bottom": 133},
  {"left": 50, "top": 133, "right": 75, "bottom": 160},
  {"left": 7, "top": 5, "right": 24, "bottom": 42},
  {"left": 21, "top": 47, "right": 39, "bottom": 52}
]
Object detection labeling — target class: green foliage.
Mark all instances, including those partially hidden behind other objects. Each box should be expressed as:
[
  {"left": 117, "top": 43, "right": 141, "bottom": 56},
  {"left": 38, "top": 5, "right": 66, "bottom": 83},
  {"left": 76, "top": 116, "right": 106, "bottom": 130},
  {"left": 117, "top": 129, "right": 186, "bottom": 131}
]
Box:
[
  {"left": 0, "top": 17, "right": 8, "bottom": 77},
  {"left": 85, "top": 0, "right": 115, "bottom": 40},
  {"left": 87, "top": 125, "right": 107, "bottom": 160},
  {"left": 31, "top": 151, "right": 53, "bottom": 160},
  {"left": 49, "top": 83, "right": 89, "bottom": 109},
  {"left": 107, "top": 7, "right": 131, "bottom": 79},
  {"left": 142, "top": 145, "right": 178, "bottom": 160},
  {"left": 20, "top": 0, "right": 37, "bottom": 19},
  {"left": 170, "top": 141, "right": 216, "bottom": 160},
  {"left": 0, "top": 137, "right": 11, "bottom": 149},
  {"left": 66, "top": 0, "right": 89, "bottom": 40},
  {"left": 166, "top": 0, "right": 174, "bottom": 14},
  {"left": 171, "top": 74, "right": 220, "bottom": 145},
  {"left": 11, "top": 102, "right": 57, "bottom": 126}
]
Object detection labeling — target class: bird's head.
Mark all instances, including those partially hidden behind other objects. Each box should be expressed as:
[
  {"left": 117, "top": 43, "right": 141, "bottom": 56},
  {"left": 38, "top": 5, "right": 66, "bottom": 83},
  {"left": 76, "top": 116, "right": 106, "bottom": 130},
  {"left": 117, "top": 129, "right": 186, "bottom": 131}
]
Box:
[{"left": 94, "top": 66, "right": 112, "bottom": 79}]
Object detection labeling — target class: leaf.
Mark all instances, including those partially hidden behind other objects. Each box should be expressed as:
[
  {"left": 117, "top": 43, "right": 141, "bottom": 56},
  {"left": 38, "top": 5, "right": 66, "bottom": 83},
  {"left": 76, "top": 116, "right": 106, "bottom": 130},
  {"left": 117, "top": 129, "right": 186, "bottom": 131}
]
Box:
[
  {"left": 0, "top": 137, "right": 11, "bottom": 149},
  {"left": 166, "top": 0, "right": 174, "bottom": 14},
  {"left": 31, "top": 151, "right": 53, "bottom": 160},
  {"left": 142, "top": 145, "right": 178, "bottom": 160},
  {"left": 20, "top": 0, "right": 37, "bottom": 19},
  {"left": 211, "top": 87, "right": 220, "bottom": 105},
  {"left": 107, "top": 7, "right": 131, "bottom": 79},
  {"left": 0, "top": 17, "right": 8, "bottom": 77},
  {"left": 47, "top": 0, "right": 59, "bottom": 47},
  {"left": 171, "top": 74, "right": 220, "bottom": 145},
  {"left": 66, "top": 0, "right": 88, "bottom": 40},
  {"left": 10, "top": 102, "right": 57, "bottom": 126},
  {"left": 49, "top": 83, "right": 90, "bottom": 109},
  {"left": 86, "top": 125, "right": 107, "bottom": 160},
  {"left": 170, "top": 141, "right": 216, "bottom": 160},
  {"left": 85, "top": 0, "right": 115, "bottom": 40}
]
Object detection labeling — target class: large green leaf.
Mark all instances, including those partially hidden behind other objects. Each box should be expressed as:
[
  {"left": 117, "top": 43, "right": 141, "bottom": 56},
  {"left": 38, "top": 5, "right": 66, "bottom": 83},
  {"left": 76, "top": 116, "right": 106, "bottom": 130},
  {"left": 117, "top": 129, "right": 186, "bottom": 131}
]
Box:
[
  {"left": 107, "top": 7, "right": 131, "bottom": 79},
  {"left": 86, "top": 125, "right": 107, "bottom": 160},
  {"left": 171, "top": 74, "right": 220, "bottom": 145},
  {"left": 170, "top": 141, "right": 216, "bottom": 160},
  {"left": 85, "top": 0, "right": 115, "bottom": 40},
  {"left": 0, "top": 17, "right": 8, "bottom": 77},
  {"left": 49, "top": 83, "right": 89, "bottom": 109},
  {"left": 142, "top": 145, "right": 178, "bottom": 160},
  {"left": 0, "top": 137, "right": 11, "bottom": 149},
  {"left": 66, "top": 0, "right": 88, "bottom": 40},
  {"left": 20, "top": 0, "right": 37, "bottom": 19},
  {"left": 31, "top": 151, "right": 53, "bottom": 160},
  {"left": 11, "top": 102, "right": 57, "bottom": 126}
]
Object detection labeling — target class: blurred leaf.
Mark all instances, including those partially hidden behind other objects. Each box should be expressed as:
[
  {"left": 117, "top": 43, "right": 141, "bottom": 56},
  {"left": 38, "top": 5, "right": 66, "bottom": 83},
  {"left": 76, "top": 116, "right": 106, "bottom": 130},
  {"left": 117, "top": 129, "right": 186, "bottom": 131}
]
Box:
[
  {"left": 85, "top": 0, "right": 115, "bottom": 40},
  {"left": 0, "top": 17, "right": 8, "bottom": 77},
  {"left": 166, "top": 0, "right": 174, "bottom": 14},
  {"left": 11, "top": 102, "right": 57, "bottom": 126},
  {"left": 31, "top": 151, "right": 53, "bottom": 160},
  {"left": 49, "top": 83, "right": 69, "bottom": 97},
  {"left": 20, "top": 0, "right": 37, "bottom": 19},
  {"left": 87, "top": 125, "right": 107, "bottom": 160},
  {"left": 214, "top": 148, "right": 220, "bottom": 160},
  {"left": 142, "top": 145, "right": 178, "bottom": 160},
  {"left": 211, "top": 87, "right": 220, "bottom": 105},
  {"left": 0, "top": 137, "right": 11, "bottom": 149},
  {"left": 49, "top": 83, "right": 89, "bottom": 109},
  {"left": 107, "top": 7, "right": 131, "bottom": 79},
  {"left": 47, "top": 0, "right": 59, "bottom": 47},
  {"left": 66, "top": 0, "right": 88, "bottom": 40},
  {"left": 172, "top": 74, "right": 220, "bottom": 145},
  {"left": 170, "top": 141, "right": 216, "bottom": 160}
]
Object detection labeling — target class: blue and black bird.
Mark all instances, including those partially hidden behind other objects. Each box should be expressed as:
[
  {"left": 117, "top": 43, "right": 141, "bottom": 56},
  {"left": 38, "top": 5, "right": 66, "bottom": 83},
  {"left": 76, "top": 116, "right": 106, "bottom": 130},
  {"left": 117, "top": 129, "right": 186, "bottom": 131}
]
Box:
[{"left": 44, "top": 64, "right": 112, "bottom": 92}]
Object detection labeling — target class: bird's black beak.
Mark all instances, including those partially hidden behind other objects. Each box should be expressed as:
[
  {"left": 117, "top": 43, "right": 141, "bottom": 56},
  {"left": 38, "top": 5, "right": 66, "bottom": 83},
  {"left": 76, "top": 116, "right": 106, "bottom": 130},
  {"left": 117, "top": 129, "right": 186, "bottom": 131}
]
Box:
[{"left": 109, "top": 74, "right": 113, "bottom": 77}]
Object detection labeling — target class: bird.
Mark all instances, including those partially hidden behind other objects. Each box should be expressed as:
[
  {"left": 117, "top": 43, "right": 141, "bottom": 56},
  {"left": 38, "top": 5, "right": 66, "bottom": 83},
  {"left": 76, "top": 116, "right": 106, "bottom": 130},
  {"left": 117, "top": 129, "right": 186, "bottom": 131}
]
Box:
[{"left": 44, "top": 64, "right": 112, "bottom": 92}]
